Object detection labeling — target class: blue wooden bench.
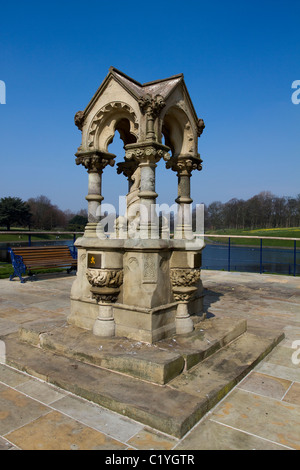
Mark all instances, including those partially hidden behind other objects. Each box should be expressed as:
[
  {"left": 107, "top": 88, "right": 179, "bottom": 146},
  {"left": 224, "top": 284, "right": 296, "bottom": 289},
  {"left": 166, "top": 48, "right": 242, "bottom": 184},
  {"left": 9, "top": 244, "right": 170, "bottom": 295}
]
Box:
[{"left": 8, "top": 245, "right": 77, "bottom": 283}]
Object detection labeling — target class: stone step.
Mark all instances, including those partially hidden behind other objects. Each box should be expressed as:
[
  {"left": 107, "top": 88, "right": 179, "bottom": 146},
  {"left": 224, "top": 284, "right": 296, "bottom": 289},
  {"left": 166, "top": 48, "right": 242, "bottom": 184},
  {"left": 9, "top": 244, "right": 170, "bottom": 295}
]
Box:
[
  {"left": 18, "top": 317, "right": 247, "bottom": 385},
  {"left": 4, "top": 326, "right": 284, "bottom": 438},
  {"left": 168, "top": 330, "right": 285, "bottom": 404}
]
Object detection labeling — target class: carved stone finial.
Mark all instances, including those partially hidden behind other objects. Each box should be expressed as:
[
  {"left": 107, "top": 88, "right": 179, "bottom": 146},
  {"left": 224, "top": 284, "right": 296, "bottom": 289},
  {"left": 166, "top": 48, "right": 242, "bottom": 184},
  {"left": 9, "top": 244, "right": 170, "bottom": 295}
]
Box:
[
  {"left": 197, "top": 118, "right": 205, "bottom": 137},
  {"left": 74, "top": 111, "right": 85, "bottom": 131}
]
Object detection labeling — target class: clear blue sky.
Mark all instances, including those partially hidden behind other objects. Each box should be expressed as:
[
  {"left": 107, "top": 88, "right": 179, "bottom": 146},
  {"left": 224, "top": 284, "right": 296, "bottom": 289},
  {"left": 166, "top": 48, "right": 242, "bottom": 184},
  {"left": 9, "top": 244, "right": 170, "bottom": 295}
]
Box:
[{"left": 1, "top": 0, "right": 299, "bottom": 213}]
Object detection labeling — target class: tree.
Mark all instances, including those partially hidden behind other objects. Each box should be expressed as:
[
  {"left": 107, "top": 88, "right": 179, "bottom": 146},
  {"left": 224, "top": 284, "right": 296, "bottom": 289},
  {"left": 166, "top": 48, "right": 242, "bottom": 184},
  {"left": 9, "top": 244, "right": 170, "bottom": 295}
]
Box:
[
  {"left": 206, "top": 201, "right": 224, "bottom": 229},
  {"left": 0, "top": 197, "right": 32, "bottom": 230},
  {"left": 27, "top": 195, "right": 67, "bottom": 229},
  {"left": 67, "top": 214, "right": 88, "bottom": 231}
]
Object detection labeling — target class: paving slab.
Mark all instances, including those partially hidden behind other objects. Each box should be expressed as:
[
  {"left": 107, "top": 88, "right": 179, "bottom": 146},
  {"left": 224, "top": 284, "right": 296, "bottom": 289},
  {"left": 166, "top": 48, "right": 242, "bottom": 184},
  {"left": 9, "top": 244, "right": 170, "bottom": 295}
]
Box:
[
  {"left": 0, "top": 382, "right": 49, "bottom": 436},
  {"left": 4, "top": 410, "right": 128, "bottom": 450},
  {"left": 208, "top": 388, "right": 300, "bottom": 450},
  {"left": 175, "top": 418, "right": 289, "bottom": 450},
  {"left": 0, "top": 270, "right": 299, "bottom": 449},
  {"left": 238, "top": 371, "right": 292, "bottom": 400},
  {"left": 51, "top": 394, "right": 144, "bottom": 442}
]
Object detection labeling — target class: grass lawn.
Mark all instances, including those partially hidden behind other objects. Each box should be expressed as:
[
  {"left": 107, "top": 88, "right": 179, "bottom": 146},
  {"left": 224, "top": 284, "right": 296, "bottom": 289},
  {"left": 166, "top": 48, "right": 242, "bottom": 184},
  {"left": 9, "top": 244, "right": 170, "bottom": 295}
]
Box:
[
  {"left": 204, "top": 227, "right": 300, "bottom": 247},
  {"left": 0, "top": 230, "right": 75, "bottom": 243},
  {"left": 0, "top": 262, "right": 14, "bottom": 279}
]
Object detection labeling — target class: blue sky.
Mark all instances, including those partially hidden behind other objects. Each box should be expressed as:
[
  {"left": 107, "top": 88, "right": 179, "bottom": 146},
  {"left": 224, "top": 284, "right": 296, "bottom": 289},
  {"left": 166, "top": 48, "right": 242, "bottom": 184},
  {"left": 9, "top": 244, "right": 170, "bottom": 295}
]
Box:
[{"left": 0, "top": 0, "right": 299, "bottom": 213}]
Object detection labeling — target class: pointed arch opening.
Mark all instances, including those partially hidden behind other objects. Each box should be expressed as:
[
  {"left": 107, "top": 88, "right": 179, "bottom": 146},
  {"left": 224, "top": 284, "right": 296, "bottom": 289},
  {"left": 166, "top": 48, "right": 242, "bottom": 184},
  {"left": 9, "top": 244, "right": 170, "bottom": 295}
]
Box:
[{"left": 161, "top": 106, "right": 196, "bottom": 158}]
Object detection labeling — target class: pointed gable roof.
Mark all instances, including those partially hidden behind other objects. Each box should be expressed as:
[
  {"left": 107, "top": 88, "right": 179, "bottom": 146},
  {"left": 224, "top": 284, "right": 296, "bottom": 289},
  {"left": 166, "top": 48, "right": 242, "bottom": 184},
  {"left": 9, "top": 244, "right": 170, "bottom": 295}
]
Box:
[
  {"left": 111, "top": 67, "right": 183, "bottom": 101},
  {"left": 83, "top": 67, "right": 198, "bottom": 123}
]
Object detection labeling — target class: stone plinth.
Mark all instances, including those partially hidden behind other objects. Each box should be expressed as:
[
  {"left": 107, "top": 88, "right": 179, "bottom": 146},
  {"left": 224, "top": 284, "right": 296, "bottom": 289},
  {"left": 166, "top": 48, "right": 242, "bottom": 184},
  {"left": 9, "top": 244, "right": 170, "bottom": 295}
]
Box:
[{"left": 68, "top": 236, "right": 204, "bottom": 343}]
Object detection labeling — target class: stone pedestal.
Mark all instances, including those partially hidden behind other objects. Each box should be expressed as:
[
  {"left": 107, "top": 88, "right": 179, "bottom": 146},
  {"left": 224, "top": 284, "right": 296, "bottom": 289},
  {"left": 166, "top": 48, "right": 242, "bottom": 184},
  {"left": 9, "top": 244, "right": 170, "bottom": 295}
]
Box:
[{"left": 68, "top": 237, "right": 204, "bottom": 343}]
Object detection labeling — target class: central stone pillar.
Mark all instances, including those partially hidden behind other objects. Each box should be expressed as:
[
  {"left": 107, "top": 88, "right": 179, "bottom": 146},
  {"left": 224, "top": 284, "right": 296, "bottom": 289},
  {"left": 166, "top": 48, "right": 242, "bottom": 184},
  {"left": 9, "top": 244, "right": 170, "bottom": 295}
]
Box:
[{"left": 125, "top": 141, "right": 170, "bottom": 239}]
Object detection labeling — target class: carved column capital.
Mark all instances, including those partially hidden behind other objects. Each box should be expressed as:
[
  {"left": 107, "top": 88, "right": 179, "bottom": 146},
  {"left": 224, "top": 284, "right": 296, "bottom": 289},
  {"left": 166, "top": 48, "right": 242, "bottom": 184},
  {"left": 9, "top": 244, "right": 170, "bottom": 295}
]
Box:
[
  {"left": 170, "top": 267, "right": 201, "bottom": 334},
  {"left": 116, "top": 159, "right": 139, "bottom": 180},
  {"left": 138, "top": 93, "right": 166, "bottom": 117},
  {"left": 170, "top": 268, "right": 201, "bottom": 301},
  {"left": 86, "top": 268, "right": 123, "bottom": 303},
  {"left": 75, "top": 151, "right": 115, "bottom": 173},
  {"left": 139, "top": 93, "right": 166, "bottom": 141},
  {"left": 166, "top": 155, "right": 203, "bottom": 176},
  {"left": 125, "top": 142, "right": 170, "bottom": 165}
]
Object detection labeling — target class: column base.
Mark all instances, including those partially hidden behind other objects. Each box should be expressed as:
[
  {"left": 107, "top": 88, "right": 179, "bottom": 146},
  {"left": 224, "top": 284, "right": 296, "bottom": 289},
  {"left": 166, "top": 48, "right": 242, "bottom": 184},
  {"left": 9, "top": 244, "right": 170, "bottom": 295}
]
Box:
[
  {"left": 93, "top": 304, "right": 115, "bottom": 337},
  {"left": 175, "top": 303, "right": 194, "bottom": 335},
  {"left": 84, "top": 222, "right": 106, "bottom": 239}
]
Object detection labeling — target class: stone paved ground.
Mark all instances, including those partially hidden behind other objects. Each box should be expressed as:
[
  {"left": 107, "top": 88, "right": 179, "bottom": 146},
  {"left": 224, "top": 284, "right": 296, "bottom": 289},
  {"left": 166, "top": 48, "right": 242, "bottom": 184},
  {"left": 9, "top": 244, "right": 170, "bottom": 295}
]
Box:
[{"left": 0, "top": 270, "right": 299, "bottom": 450}]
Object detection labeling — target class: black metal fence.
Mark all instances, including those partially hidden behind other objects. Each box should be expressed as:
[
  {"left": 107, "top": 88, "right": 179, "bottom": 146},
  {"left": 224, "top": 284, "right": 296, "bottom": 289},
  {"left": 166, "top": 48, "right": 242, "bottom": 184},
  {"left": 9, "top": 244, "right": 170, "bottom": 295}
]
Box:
[
  {"left": 1, "top": 231, "right": 299, "bottom": 276},
  {"left": 201, "top": 235, "right": 300, "bottom": 276}
]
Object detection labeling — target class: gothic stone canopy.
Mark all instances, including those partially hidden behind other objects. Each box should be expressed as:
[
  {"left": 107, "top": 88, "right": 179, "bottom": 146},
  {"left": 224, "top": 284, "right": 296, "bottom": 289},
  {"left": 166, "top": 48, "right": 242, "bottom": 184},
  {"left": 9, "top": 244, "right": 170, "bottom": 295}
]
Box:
[{"left": 74, "top": 67, "right": 205, "bottom": 172}]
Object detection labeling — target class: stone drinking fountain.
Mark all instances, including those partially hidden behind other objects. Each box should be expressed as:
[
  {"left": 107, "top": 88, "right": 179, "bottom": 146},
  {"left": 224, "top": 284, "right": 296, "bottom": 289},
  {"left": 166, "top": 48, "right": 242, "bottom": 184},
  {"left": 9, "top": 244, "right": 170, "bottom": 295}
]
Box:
[{"left": 68, "top": 67, "right": 206, "bottom": 343}]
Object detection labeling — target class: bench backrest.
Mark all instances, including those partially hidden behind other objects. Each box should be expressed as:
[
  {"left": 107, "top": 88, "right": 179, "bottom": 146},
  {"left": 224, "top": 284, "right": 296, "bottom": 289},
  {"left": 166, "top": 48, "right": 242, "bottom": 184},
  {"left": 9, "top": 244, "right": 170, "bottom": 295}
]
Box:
[{"left": 10, "top": 246, "right": 76, "bottom": 264}]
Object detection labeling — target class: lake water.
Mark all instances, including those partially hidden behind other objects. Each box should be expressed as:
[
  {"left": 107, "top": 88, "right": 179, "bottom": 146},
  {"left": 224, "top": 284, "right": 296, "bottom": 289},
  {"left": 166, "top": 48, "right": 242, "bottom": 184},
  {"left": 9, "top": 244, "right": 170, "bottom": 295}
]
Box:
[
  {"left": 202, "top": 243, "right": 299, "bottom": 276},
  {"left": 2, "top": 239, "right": 299, "bottom": 276}
]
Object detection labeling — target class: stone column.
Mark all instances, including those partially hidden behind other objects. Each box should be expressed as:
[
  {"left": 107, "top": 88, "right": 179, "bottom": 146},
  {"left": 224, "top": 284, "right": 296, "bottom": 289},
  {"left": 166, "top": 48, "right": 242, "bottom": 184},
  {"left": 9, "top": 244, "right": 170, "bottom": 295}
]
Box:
[
  {"left": 170, "top": 268, "right": 201, "bottom": 335},
  {"left": 86, "top": 268, "right": 123, "bottom": 337},
  {"left": 125, "top": 142, "right": 170, "bottom": 239},
  {"left": 167, "top": 155, "right": 203, "bottom": 239},
  {"left": 138, "top": 93, "right": 166, "bottom": 142},
  {"left": 75, "top": 151, "right": 114, "bottom": 238},
  {"left": 139, "top": 154, "right": 159, "bottom": 238},
  {"left": 175, "top": 162, "right": 193, "bottom": 239}
]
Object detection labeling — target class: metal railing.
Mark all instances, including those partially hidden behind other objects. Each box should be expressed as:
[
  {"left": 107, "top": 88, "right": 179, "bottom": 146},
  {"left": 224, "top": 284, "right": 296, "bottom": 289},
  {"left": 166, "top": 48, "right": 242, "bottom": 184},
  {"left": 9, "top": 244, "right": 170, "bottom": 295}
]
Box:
[
  {"left": 0, "top": 231, "right": 84, "bottom": 246},
  {"left": 200, "top": 234, "right": 300, "bottom": 276},
  {"left": 1, "top": 231, "right": 299, "bottom": 276}
]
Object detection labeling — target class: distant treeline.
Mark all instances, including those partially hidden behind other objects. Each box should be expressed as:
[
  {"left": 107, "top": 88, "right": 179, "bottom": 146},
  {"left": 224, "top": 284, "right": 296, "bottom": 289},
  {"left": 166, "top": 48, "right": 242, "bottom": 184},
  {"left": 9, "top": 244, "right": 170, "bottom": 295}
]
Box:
[
  {"left": 202, "top": 191, "right": 300, "bottom": 230},
  {"left": 1, "top": 191, "right": 300, "bottom": 232},
  {"left": 0, "top": 195, "right": 88, "bottom": 231}
]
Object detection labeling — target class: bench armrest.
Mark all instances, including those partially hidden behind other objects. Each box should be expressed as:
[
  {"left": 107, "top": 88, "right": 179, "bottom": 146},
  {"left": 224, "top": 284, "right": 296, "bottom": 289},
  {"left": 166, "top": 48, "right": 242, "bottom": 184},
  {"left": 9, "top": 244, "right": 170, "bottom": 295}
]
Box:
[{"left": 8, "top": 248, "right": 26, "bottom": 283}]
